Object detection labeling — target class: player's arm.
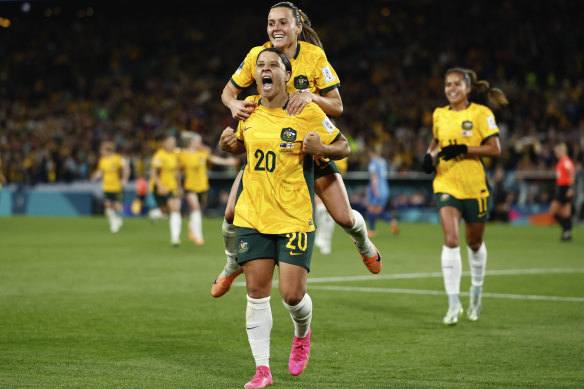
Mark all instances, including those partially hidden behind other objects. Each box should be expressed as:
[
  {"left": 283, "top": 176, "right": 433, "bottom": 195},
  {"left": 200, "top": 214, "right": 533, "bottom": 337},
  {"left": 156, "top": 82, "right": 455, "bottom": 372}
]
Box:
[
  {"left": 302, "top": 132, "right": 350, "bottom": 160},
  {"left": 209, "top": 154, "right": 238, "bottom": 167},
  {"left": 121, "top": 158, "right": 131, "bottom": 187},
  {"left": 467, "top": 136, "right": 501, "bottom": 158},
  {"left": 422, "top": 139, "right": 440, "bottom": 174},
  {"left": 149, "top": 163, "right": 166, "bottom": 194},
  {"left": 219, "top": 126, "right": 246, "bottom": 155},
  {"left": 287, "top": 88, "right": 343, "bottom": 117},
  {"left": 90, "top": 167, "right": 102, "bottom": 181},
  {"left": 221, "top": 82, "right": 256, "bottom": 120}
]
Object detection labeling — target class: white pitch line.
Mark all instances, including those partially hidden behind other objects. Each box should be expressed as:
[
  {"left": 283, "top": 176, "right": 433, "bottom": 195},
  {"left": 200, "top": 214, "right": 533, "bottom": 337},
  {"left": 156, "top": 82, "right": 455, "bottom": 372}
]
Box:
[
  {"left": 306, "top": 285, "right": 584, "bottom": 302},
  {"left": 232, "top": 268, "right": 584, "bottom": 302}
]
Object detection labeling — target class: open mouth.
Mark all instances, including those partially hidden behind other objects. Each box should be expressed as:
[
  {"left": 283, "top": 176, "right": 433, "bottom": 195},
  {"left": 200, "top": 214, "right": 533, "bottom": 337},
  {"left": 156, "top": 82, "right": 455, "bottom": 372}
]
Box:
[{"left": 262, "top": 75, "right": 273, "bottom": 91}]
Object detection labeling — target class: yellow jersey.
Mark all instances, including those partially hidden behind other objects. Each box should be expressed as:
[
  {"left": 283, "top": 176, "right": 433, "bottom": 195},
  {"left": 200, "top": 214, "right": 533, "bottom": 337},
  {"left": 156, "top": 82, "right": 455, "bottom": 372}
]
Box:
[
  {"left": 97, "top": 154, "right": 126, "bottom": 193},
  {"left": 150, "top": 148, "right": 180, "bottom": 192},
  {"left": 179, "top": 149, "right": 210, "bottom": 193},
  {"left": 234, "top": 97, "right": 342, "bottom": 234},
  {"left": 432, "top": 103, "right": 500, "bottom": 199},
  {"left": 230, "top": 41, "right": 340, "bottom": 95}
]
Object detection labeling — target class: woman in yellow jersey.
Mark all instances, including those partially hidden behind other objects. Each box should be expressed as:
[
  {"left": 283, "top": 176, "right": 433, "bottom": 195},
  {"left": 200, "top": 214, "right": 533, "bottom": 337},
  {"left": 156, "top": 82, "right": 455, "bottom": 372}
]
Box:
[
  {"left": 91, "top": 142, "right": 130, "bottom": 233},
  {"left": 212, "top": 1, "right": 381, "bottom": 298},
  {"left": 150, "top": 134, "right": 183, "bottom": 246},
  {"left": 222, "top": 47, "right": 350, "bottom": 389},
  {"left": 423, "top": 68, "right": 508, "bottom": 325},
  {"left": 179, "top": 133, "right": 237, "bottom": 246}
]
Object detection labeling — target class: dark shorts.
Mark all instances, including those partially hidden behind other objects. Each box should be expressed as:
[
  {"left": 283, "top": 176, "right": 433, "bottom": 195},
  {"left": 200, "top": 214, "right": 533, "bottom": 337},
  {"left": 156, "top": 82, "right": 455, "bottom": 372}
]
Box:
[
  {"left": 154, "top": 188, "right": 179, "bottom": 207},
  {"left": 104, "top": 191, "right": 123, "bottom": 202},
  {"left": 236, "top": 227, "right": 315, "bottom": 272},
  {"left": 434, "top": 192, "right": 491, "bottom": 223},
  {"left": 554, "top": 185, "right": 572, "bottom": 204},
  {"left": 314, "top": 157, "right": 340, "bottom": 180}
]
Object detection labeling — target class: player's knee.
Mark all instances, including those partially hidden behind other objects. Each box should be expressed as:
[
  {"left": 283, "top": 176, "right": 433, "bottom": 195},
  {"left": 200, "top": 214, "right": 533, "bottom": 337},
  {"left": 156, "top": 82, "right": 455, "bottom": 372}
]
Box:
[
  {"left": 331, "top": 210, "right": 354, "bottom": 229},
  {"left": 280, "top": 290, "right": 305, "bottom": 306},
  {"left": 467, "top": 239, "right": 483, "bottom": 251},
  {"left": 444, "top": 236, "right": 459, "bottom": 248}
]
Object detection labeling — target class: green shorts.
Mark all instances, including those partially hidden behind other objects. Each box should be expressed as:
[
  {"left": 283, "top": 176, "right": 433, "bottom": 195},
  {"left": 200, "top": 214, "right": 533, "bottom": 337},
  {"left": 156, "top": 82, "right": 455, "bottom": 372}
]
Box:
[
  {"left": 104, "top": 191, "right": 123, "bottom": 202},
  {"left": 154, "top": 188, "right": 179, "bottom": 207},
  {"left": 236, "top": 227, "right": 315, "bottom": 272},
  {"left": 314, "top": 157, "right": 340, "bottom": 180},
  {"left": 434, "top": 193, "right": 491, "bottom": 223}
]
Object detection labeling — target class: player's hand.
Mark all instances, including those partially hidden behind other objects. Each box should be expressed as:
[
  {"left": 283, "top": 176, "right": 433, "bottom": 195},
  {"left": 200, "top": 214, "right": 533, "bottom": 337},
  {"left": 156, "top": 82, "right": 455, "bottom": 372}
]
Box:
[
  {"left": 302, "top": 131, "right": 324, "bottom": 155},
  {"left": 286, "top": 90, "right": 313, "bottom": 116},
  {"left": 438, "top": 144, "right": 468, "bottom": 161},
  {"left": 229, "top": 100, "right": 256, "bottom": 120},
  {"left": 422, "top": 153, "right": 435, "bottom": 174},
  {"left": 157, "top": 184, "right": 168, "bottom": 196},
  {"left": 219, "top": 127, "right": 238, "bottom": 152}
]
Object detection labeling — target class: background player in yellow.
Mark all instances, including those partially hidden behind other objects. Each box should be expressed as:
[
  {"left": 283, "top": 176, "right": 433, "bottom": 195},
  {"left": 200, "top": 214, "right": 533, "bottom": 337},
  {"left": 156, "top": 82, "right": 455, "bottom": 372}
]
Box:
[
  {"left": 423, "top": 68, "right": 508, "bottom": 325},
  {"left": 91, "top": 142, "right": 130, "bottom": 233},
  {"left": 179, "top": 132, "right": 237, "bottom": 246},
  {"left": 220, "top": 48, "right": 350, "bottom": 388},
  {"left": 213, "top": 2, "right": 381, "bottom": 298},
  {"left": 150, "top": 133, "right": 183, "bottom": 246}
]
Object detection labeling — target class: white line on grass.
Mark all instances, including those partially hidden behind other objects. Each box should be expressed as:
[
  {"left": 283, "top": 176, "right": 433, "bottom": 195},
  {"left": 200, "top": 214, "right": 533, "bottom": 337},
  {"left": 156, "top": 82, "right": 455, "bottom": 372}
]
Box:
[
  {"left": 306, "top": 285, "right": 584, "bottom": 302},
  {"left": 233, "top": 268, "right": 584, "bottom": 302}
]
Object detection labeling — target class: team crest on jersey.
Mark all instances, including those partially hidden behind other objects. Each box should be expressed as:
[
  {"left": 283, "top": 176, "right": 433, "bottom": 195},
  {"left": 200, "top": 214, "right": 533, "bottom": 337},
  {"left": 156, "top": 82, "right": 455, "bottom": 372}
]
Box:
[
  {"left": 281, "top": 128, "right": 297, "bottom": 142},
  {"left": 462, "top": 121, "right": 473, "bottom": 130},
  {"left": 239, "top": 240, "right": 249, "bottom": 253},
  {"left": 294, "top": 75, "right": 309, "bottom": 90}
]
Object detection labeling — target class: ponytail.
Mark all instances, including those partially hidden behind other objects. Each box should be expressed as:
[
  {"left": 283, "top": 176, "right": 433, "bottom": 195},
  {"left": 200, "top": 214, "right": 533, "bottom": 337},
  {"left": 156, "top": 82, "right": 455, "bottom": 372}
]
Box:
[
  {"left": 446, "top": 67, "right": 509, "bottom": 108},
  {"left": 270, "top": 2, "right": 323, "bottom": 49}
]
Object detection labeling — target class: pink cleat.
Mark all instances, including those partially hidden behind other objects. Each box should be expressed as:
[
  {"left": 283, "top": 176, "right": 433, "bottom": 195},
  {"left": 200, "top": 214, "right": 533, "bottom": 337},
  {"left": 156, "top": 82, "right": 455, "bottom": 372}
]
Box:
[
  {"left": 288, "top": 328, "right": 311, "bottom": 376},
  {"left": 244, "top": 366, "right": 273, "bottom": 389}
]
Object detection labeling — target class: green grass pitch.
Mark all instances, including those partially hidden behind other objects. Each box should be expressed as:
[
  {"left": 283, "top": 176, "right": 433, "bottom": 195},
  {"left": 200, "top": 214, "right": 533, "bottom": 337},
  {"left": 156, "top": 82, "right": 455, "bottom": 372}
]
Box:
[{"left": 1, "top": 216, "right": 583, "bottom": 388}]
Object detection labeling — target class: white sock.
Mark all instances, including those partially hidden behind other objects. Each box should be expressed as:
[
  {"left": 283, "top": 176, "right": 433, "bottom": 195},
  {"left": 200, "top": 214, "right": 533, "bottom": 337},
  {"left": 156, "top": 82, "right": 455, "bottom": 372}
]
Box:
[
  {"left": 190, "top": 210, "right": 203, "bottom": 239},
  {"left": 105, "top": 208, "right": 117, "bottom": 231},
  {"left": 221, "top": 218, "right": 241, "bottom": 277},
  {"left": 468, "top": 242, "right": 487, "bottom": 291},
  {"left": 246, "top": 295, "right": 272, "bottom": 367},
  {"left": 282, "top": 294, "right": 312, "bottom": 338},
  {"left": 169, "top": 212, "right": 182, "bottom": 243},
  {"left": 315, "top": 203, "right": 327, "bottom": 247},
  {"left": 441, "top": 245, "right": 462, "bottom": 305},
  {"left": 342, "top": 210, "right": 376, "bottom": 257}
]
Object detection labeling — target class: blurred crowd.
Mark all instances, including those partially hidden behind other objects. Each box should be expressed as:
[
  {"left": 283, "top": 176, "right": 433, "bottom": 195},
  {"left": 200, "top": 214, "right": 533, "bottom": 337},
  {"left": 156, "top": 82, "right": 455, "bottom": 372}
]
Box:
[{"left": 1, "top": 0, "right": 583, "bottom": 212}]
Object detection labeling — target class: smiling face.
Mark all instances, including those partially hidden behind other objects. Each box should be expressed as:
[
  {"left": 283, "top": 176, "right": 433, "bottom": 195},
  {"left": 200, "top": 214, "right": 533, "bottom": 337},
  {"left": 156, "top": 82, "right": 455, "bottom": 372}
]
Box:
[
  {"left": 267, "top": 6, "right": 301, "bottom": 51},
  {"left": 254, "top": 50, "right": 290, "bottom": 100},
  {"left": 444, "top": 72, "right": 471, "bottom": 108}
]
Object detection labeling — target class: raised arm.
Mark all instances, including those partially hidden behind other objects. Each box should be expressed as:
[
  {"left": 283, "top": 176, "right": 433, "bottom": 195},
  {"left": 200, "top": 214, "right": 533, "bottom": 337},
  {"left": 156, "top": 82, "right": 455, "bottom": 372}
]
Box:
[{"left": 221, "top": 82, "right": 257, "bottom": 121}]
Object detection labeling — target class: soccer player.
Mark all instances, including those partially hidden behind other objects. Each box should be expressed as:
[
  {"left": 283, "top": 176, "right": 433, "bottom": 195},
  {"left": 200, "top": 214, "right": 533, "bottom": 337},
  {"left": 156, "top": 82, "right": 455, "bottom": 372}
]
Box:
[
  {"left": 91, "top": 142, "right": 130, "bottom": 233},
  {"left": 179, "top": 133, "right": 237, "bottom": 246},
  {"left": 212, "top": 1, "right": 381, "bottom": 298},
  {"left": 550, "top": 142, "right": 575, "bottom": 241},
  {"left": 365, "top": 145, "right": 399, "bottom": 237},
  {"left": 422, "top": 67, "right": 508, "bottom": 325},
  {"left": 224, "top": 47, "right": 350, "bottom": 389},
  {"left": 149, "top": 134, "right": 183, "bottom": 246},
  {"left": 314, "top": 156, "right": 347, "bottom": 255}
]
